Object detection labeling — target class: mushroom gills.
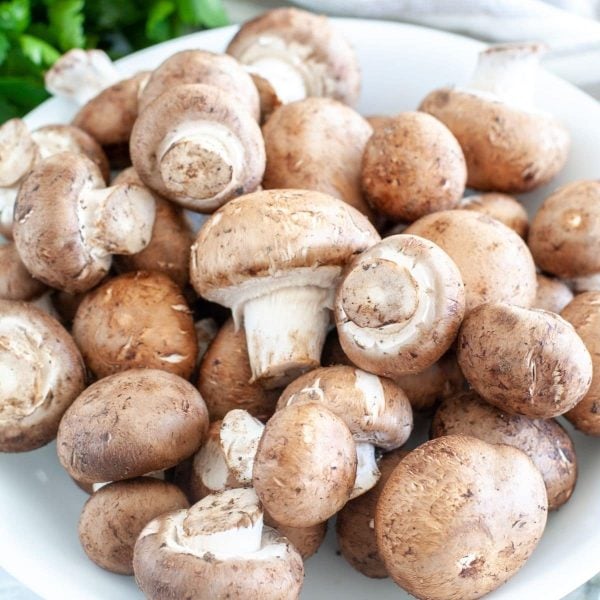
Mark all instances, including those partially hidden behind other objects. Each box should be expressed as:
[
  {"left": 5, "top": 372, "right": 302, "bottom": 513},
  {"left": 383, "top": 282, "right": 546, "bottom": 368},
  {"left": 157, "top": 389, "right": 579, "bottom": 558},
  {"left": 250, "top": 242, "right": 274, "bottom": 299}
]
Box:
[{"left": 350, "top": 442, "right": 380, "bottom": 499}]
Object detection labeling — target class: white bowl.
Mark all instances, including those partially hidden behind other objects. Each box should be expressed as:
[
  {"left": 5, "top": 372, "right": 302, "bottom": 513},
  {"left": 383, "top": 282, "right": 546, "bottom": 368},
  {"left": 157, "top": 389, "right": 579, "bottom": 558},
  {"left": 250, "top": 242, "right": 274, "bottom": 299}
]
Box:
[{"left": 2, "top": 18, "right": 600, "bottom": 600}]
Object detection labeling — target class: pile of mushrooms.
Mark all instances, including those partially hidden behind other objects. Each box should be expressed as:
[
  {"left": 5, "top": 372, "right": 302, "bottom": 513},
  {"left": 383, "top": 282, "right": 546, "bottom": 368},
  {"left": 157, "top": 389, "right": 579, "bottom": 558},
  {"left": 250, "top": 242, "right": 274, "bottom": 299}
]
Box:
[{"left": 2, "top": 7, "right": 597, "bottom": 600}]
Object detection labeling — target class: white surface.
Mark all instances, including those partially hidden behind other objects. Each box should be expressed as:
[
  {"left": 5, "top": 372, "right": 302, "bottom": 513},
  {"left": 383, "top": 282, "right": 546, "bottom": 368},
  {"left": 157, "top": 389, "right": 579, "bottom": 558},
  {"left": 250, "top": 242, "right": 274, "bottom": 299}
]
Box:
[{"left": 2, "top": 19, "right": 600, "bottom": 600}]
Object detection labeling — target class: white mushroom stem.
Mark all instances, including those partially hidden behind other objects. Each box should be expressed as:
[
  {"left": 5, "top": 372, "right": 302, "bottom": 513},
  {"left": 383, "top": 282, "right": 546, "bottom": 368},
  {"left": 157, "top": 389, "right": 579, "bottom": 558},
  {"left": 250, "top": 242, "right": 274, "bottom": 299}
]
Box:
[
  {"left": 568, "top": 273, "right": 600, "bottom": 292},
  {"left": 194, "top": 433, "right": 232, "bottom": 493},
  {"left": 0, "top": 187, "right": 18, "bottom": 235},
  {"left": 468, "top": 43, "right": 546, "bottom": 110},
  {"left": 350, "top": 442, "right": 380, "bottom": 500}
]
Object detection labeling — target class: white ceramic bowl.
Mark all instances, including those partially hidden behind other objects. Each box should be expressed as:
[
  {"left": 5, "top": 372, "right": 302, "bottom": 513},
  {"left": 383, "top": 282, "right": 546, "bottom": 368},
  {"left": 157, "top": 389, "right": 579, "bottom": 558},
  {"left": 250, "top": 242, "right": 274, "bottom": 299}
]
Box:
[{"left": 2, "top": 18, "right": 600, "bottom": 600}]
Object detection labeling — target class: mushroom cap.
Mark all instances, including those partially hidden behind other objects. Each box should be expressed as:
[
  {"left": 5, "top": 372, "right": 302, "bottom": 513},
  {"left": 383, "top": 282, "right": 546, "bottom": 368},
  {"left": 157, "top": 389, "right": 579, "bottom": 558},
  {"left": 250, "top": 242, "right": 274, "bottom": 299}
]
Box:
[
  {"left": 0, "top": 242, "right": 46, "bottom": 301},
  {"left": 534, "top": 273, "right": 574, "bottom": 314},
  {"left": 197, "top": 318, "right": 280, "bottom": 421},
  {"left": 251, "top": 73, "right": 282, "bottom": 123},
  {"left": 419, "top": 88, "right": 570, "bottom": 192},
  {"left": 57, "top": 368, "right": 209, "bottom": 483},
  {"left": 431, "top": 391, "right": 577, "bottom": 510},
  {"left": 277, "top": 365, "right": 413, "bottom": 450},
  {"left": 0, "top": 118, "right": 38, "bottom": 186},
  {"left": 226, "top": 7, "right": 360, "bottom": 107},
  {"left": 130, "top": 83, "right": 265, "bottom": 212},
  {"left": 561, "top": 292, "right": 600, "bottom": 435},
  {"left": 459, "top": 192, "right": 528, "bottom": 238},
  {"left": 78, "top": 477, "right": 189, "bottom": 574},
  {"left": 529, "top": 180, "right": 600, "bottom": 279},
  {"left": 375, "top": 435, "right": 548, "bottom": 600},
  {"left": 262, "top": 97, "right": 375, "bottom": 218},
  {"left": 405, "top": 210, "right": 537, "bottom": 313},
  {"left": 253, "top": 402, "right": 357, "bottom": 527},
  {"left": 361, "top": 111, "right": 467, "bottom": 222},
  {"left": 335, "top": 234, "right": 465, "bottom": 377},
  {"left": 191, "top": 189, "right": 380, "bottom": 307},
  {"left": 0, "top": 300, "right": 86, "bottom": 452},
  {"left": 365, "top": 115, "right": 392, "bottom": 131},
  {"left": 457, "top": 303, "right": 592, "bottom": 418},
  {"left": 72, "top": 271, "right": 198, "bottom": 379},
  {"left": 139, "top": 50, "right": 260, "bottom": 119},
  {"left": 263, "top": 511, "right": 327, "bottom": 560}
]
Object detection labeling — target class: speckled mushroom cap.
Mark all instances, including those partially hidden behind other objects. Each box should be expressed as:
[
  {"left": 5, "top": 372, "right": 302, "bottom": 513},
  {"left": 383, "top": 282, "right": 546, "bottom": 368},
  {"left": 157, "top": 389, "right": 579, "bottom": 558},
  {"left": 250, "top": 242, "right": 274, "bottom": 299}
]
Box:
[
  {"left": 226, "top": 8, "right": 360, "bottom": 106},
  {"left": 130, "top": 83, "right": 265, "bottom": 213},
  {"left": 457, "top": 303, "right": 592, "bottom": 418},
  {"left": 262, "top": 97, "right": 374, "bottom": 218},
  {"left": 133, "top": 489, "right": 304, "bottom": 600},
  {"left": 72, "top": 271, "right": 198, "bottom": 379},
  {"left": 376, "top": 435, "right": 548, "bottom": 600},
  {"left": 277, "top": 365, "right": 413, "bottom": 450},
  {"left": 335, "top": 234, "right": 465, "bottom": 377},
  {"left": 57, "top": 368, "right": 209, "bottom": 483},
  {"left": 561, "top": 292, "right": 600, "bottom": 435},
  {"left": 405, "top": 210, "right": 537, "bottom": 313},
  {"left": 534, "top": 274, "right": 574, "bottom": 314},
  {"left": 13, "top": 152, "right": 155, "bottom": 294},
  {"left": 431, "top": 391, "right": 577, "bottom": 511},
  {"left": 459, "top": 193, "right": 529, "bottom": 238},
  {"left": 139, "top": 50, "right": 259, "bottom": 119},
  {"left": 0, "top": 300, "right": 86, "bottom": 452},
  {"left": 0, "top": 242, "right": 46, "bottom": 301}
]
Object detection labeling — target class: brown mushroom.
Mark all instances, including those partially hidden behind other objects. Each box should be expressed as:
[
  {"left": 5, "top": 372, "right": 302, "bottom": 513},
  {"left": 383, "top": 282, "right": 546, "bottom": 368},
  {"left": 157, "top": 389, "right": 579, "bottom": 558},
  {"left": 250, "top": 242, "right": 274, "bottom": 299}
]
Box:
[
  {"left": 263, "top": 511, "right": 327, "bottom": 560},
  {"left": 251, "top": 73, "right": 282, "bottom": 123},
  {"left": 0, "top": 241, "right": 46, "bottom": 301},
  {"left": 459, "top": 193, "right": 529, "bottom": 238},
  {"left": 534, "top": 273, "right": 574, "bottom": 314}
]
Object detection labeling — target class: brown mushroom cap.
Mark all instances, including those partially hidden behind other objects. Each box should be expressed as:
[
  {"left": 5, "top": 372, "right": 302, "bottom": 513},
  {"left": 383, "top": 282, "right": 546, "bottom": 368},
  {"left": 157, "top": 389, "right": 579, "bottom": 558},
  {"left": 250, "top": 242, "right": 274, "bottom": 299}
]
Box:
[
  {"left": 72, "top": 271, "right": 197, "bottom": 379},
  {"left": 529, "top": 180, "right": 600, "bottom": 279},
  {"left": 78, "top": 477, "right": 189, "bottom": 574},
  {"left": 361, "top": 111, "right": 467, "bottom": 222},
  {"left": 0, "top": 300, "right": 86, "bottom": 452},
  {"left": 534, "top": 273, "right": 574, "bottom": 314},
  {"left": 561, "top": 292, "right": 600, "bottom": 435},
  {"left": 57, "top": 368, "right": 209, "bottom": 483},
  {"left": 459, "top": 193, "right": 528, "bottom": 238},
  {"left": 130, "top": 83, "right": 265, "bottom": 212},
  {"left": 251, "top": 73, "right": 282, "bottom": 123},
  {"left": 226, "top": 7, "right": 360, "bottom": 107},
  {"left": 139, "top": 50, "right": 259, "bottom": 119},
  {"left": 263, "top": 511, "right": 327, "bottom": 560},
  {"left": 253, "top": 402, "right": 357, "bottom": 527},
  {"left": 262, "top": 97, "right": 375, "bottom": 218},
  {"left": 0, "top": 242, "right": 46, "bottom": 301},
  {"left": 405, "top": 210, "right": 537, "bottom": 313},
  {"left": 457, "top": 303, "right": 592, "bottom": 418},
  {"left": 376, "top": 435, "right": 548, "bottom": 600}
]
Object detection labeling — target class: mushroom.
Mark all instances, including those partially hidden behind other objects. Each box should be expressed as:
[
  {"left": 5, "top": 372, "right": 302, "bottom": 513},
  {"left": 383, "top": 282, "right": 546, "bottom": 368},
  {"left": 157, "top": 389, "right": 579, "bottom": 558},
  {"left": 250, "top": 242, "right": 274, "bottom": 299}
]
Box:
[
  {"left": 335, "top": 234, "right": 465, "bottom": 377},
  {"left": 419, "top": 43, "right": 570, "bottom": 192},
  {"left": 226, "top": 8, "right": 360, "bottom": 107},
  {"left": 405, "top": 210, "right": 537, "bottom": 313},
  {"left": 459, "top": 193, "right": 529, "bottom": 238},
  {"left": 263, "top": 512, "right": 327, "bottom": 561},
  {"left": 78, "top": 477, "right": 189, "bottom": 574},
  {"left": 534, "top": 273, "right": 574, "bottom": 314},
  {"left": 133, "top": 488, "right": 304, "bottom": 599},
  {"left": 130, "top": 83, "right": 265, "bottom": 213},
  {"left": 190, "top": 189, "right": 380, "bottom": 388},
  {"left": 138, "top": 50, "right": 260, "bottom": 120},
  {"left": 529, "top": 181, "right": 600, "bottom": 291},
  {"left": 13, "top": 152, "right": 156, "bottom": 294},
  {"left": 0, "top": 241, "right": 46, "bottom": 301},
  {"left": 111, "top": 168, "right": 193, "bottom": 288},
  {"left": 457, "top": 302, "right": 592, "bottom": 418},
  {"left": 431, "top": 391, "right": 577, "bottom": 510},
  {"left": 336, "top": 448, "right": 407, "bottom": 578},
  {"left": 361, "top": 111, "right": 467, "bottom": 222},
  {"left": 261, "top": 98, "right": 375, "bottom": 218},
  {"left": 57, "top": 368, "right": 209, "bottom": 483},
  {"left": 253, "top": 402, "right": 357, "bottom": 527},
  {"left": 561, "top": 292, "right": 600, "bottom": 435},
  {"left": 72, "top": 271, "right": 198, "bottom": 379},
  {"left": 0, "top": 300, "right": 86, "bottom": 452},
  {"left": 251, "top": 73, "right": 282, "bottom": 123},
  {"left": 365, "top": 115, "right": 392, "bottom": 131},
  {"left": 194, "top": 317, "right": 219, "bottom": 365},
  {"left": 376, "top": 435, "right": 548, "bottom": 600}
]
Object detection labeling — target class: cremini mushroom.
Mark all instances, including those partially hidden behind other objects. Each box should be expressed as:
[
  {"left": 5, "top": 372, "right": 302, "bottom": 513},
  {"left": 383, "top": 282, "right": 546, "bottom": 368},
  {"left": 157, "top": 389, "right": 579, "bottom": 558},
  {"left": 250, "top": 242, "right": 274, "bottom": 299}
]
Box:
[
  {"left": 0, "top": 241, "right": 46, "bottom": 301},
  {"left": 335, "top": 234, "right": 465, "bottom": 377},
  {"left": 420, "top": 43, "right": 569, "bottom": 192},
  {"left": 405, "top": 210, "right": 537, "bottom": 313},
  {"left": 262, "top": 98, "right": 374, "bottom": 218},
  {"left": 130, "top": 83, "right": 265, "bottom": 212},
  {"left": 78, "top": 477, "right": 189, "bottom": 574},
  {"left": 13, "top": 152, "right": 156, "bottom": 294},
  {"left": 190, "top": 189, "right": 380, "bottom": 388},
  {"left": 57, "top": 368, "right": 209, "bottom": 483},
  {"left": 534, "top": 274, "right": 574, "bottom": 314},
  {"left": 251, "top": 73, "right": 282, "bottom": 123},
  {"left": 361, "top": 111, "right": 467, "bottom": 222},
  {"left": 431, "top": 391, "right": 577, "bottom": 510},
  {"left": 457, "top": 303, "right": 592, "bottom": 418},
  {"left": 459, "top": 193, "right": 529, "bottom": 238},
  {"left": 72, "top": 271, "right": 197, "bottom": 379},
  {"left": 0, "top": 300, "right": 86, "bottom": 452},
  {"left": 263, "top": 511, "right": 327, "bottom": 560},
  {"left": 133, "top": 488, "right": 304, "bottom": 600},
  {"left": 376, "top": 435, "right": 548, "bottom": 600},
  {"left": 226, "top": 7, "right": 360, "bottom": 107}
]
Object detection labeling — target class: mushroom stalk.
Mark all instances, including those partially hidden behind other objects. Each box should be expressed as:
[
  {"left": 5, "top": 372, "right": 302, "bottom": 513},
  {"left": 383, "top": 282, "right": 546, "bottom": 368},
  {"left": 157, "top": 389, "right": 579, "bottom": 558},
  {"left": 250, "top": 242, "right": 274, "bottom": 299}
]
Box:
[
  {"left": 570, "top": 273, "right": 600, "bottom": 292},
  {"left": 0, "top": 187, "right": 17, "bottom": 235},
  {"left": 350, "top": 442, "right": 380, "bottom": 500}
]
